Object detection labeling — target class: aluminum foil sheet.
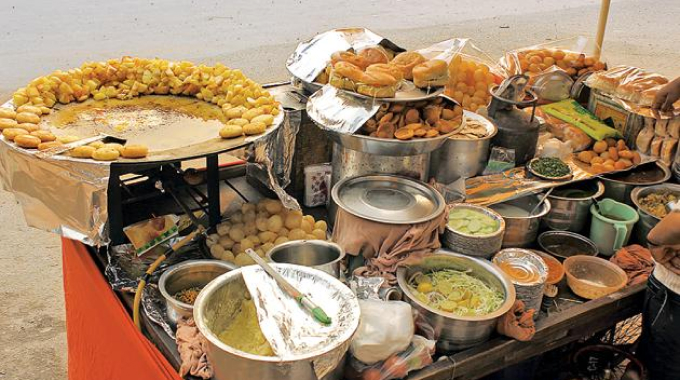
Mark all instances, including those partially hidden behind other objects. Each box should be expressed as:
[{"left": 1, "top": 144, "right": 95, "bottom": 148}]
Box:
[
  {"left": 0, "top": 140, "right": 110, "bottom": 245},
  {"left": 246, "top": 108, "right": 302, "bottom": 211},
  {"left": 241, "top": 265, "right": 360, "bottom": 379},
  {"left": 306, "top": 85, "right": 380, "bottom": 135},
  {"left": 464, "top": 154, "right": 656, "bottom": 206},
  {"left": 348, "top": 275, "right": 384, "bottom": 300},
  {"left": 492, "top": 248, "right": 547, "bottom": 315},
  {"left": 142, "top": 284, "right": 176, "bottom": 339},
  {"left": 286, "top": 28, "right": 404, "bottom": 83}
]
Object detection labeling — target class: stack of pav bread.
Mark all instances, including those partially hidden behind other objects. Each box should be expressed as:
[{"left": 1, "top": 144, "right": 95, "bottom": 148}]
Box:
[{"left": 323, "top": 46, "right": 448, "bottom": 97}]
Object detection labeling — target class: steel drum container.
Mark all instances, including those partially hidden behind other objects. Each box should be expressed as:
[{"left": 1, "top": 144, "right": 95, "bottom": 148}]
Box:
[
  {"left": 600, "top": 161, "right": 671, "bottom": 205},
  {"left": 542, "top": 180, "right": 605, "bottom": 233},
  {"left": 489, "top": 194, "right": 551, "bottom": 248},
  {"left": 492, "top": 249, "right": 547, "bottom": 316},
  {"left": 267, "top": 240, "right": 345, "bottom": 278},
  {"left": 397, "top": 250, "right": 516, "bottom": 352},
  {"left": 631, "top": 183, "right": 680, "bottom": 246},
  {"left": 193, "top": 265, "right": 360, "bottom": 380}
]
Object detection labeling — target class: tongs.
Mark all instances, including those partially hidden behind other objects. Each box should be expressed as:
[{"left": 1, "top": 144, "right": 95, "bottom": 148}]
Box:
[{"left": 36, "top": 133, "right": 127, "bottom": 159}]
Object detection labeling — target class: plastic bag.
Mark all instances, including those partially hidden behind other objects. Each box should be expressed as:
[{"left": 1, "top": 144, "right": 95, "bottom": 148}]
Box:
[
  {"left": 443, "top": 39, "right": 506, "bottom": 113},
  {"left": 501, "top": 36, "right": 606, "bottom": 84},
  {"left": 346, "top": 336, "right": 436, "bottom": 380},
  {"left": 483, "top": 146, "right": 516, "bottom": 175},
  {"left": 350, "top": 300, "right": 414, "bottom": 365},
  {"left": 585, "top": 65, "right": 670, "bottom": 107}
]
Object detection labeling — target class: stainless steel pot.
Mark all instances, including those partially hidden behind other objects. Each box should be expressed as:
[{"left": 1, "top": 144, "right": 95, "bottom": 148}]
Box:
[
  {"left": 631, "top": 183, "right": 680, "bottom": 246},
  {"left": 396, "top": 250, "right": 516, "bottom": 352},
  {"left": 441, "top": 203, "right": 505, "bottom": 259},
  {"left": 429, "top": 112, "right": 497, "bottom": 182},
  {"left": 489, "top": 195, "right": 551, "bottom": 248},
  {"left": 193, "top": 265, "right": 360, "bottom": 380},
  {"left": 543, "top": 180, "right": 605, "bottom": 233},
  {"left": 158, "top": 260, "right": 237, "bottom": 327},
  {"left": 601, "top": 161, "right": 671, "bottom": 205},
  {"left": 267, "top": 240, "right": 345, "bottom": 278},
  {"left": 537, "top": 231, "right": 599, "bottom": 260}
]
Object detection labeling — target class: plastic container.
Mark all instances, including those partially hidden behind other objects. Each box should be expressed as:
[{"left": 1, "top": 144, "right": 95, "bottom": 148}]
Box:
[{"left": 563, "top": 256, "right": 627, "bottom": 300}]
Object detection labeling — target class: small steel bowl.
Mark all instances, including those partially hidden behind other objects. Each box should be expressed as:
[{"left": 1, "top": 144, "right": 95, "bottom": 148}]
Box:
[
  {"left": 442, "top": 203, "right": 505, "bottom": 259},
  {"left": 527, "top": 157, "right": 574, "bottom": 181},
  {"left": 267, "top": 240, "right": 345, "bottom": 278},
  {"left": 537, "top": 231, "right": 599, "bottom": 261},
  {"left": 158, "top": 260, "right": 237, "bottom": 327}
]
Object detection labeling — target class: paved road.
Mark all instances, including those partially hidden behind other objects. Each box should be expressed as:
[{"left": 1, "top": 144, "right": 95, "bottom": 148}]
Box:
[{"left": 0, "top": 0, "right": 678, "bottom": 379}]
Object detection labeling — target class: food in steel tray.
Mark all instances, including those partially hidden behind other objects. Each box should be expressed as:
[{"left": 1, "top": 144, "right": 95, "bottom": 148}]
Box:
[
  {"left": 360, "top": 97, "right": 463, "bottom": 140},
  {"left": 450, "top": 117, "right": 489, "bottom": 139},
  {"left": 529, "top": 157, "right": 571, "bottom": 178},
  {"left": 638, "top": 191, "right": 678, "bottom": 218},
  {"left": 445, "top": 55, "right": 502, "bottom": 112},
  {"left": 217, "top": 297, "right": 274, "bottom": 356},
  {"left": 3, "top": 57, "right": 280, "bottom": 160},
  {"left": 408, "top": 269, "right": 504, "bottom": 316},
  {"left": 205, "top": 199, "right": 328, "bottom": 266},
  {"left": 576, "top": 138, "right": 641, "bottom": 174},
  {"left": 448, "top": 208, "right": 499, "bottom": 236},
  {"left": 174, "top": 286, "right": 203, "bottom": 305},
  {"left": 509, "top": 48, "right": 605, "bottom": 81},
  {"left": 326, "top": 48, "right": 448, "bottom": 97}
]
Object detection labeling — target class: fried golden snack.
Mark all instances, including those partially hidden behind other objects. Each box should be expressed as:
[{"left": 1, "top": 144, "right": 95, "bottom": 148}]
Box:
[
  {"left": 103, "top": 143, "right": 125, "bottom": 154},
  {"left": 227, "top": 118, "right": 249, "bottom": 126},
  {"left": 0, "top": 118, "right": 18, "bottom": 130},
  {"left": 121, "top": 144, "right": 149, "bottom": 159},
  {"left": 16, "top": 112, "right": 41, "bottom": 124},
  {"left": 38, "top": 141, "right": 63, "bottom": 151},
  {"left": 57, "top": 135, "right": 80, "bottom": 144},
  {"left": 242, "top": 108, "right": 264, "bottom": 121},
  {"left": 243, "top": 122, "right": 266, "bottom": 136},
  {"left": 71, "top": 146, "right": 96, "bottom": 158},
  {"left": 17, "top": 123, "right": 39, "bottom": 132},
  {"left": 3, "top": 128, "right": 29, "bottom": 141},
  {"left": 0, "top": 109, "right": 16, "bottom": 119},
  {"left": 395, "top": 127, "right": 414, "bottom": 140},
  {"left": 88, "top": 141, "right": 105, "bottom": 149},
  {"left": 16, "top": 105, "right": 43, "bottom": 115},
  {"left": 14, "top": 134, "right": 41, "bottom": 148},
  {"left": 219, "top": 124, "right": 243, "bottom": 139},
  {"left": 30, "top": 130, "right": 57, "bottom": 142},
  {"left": 92, "top": 147, "right": 120, "bottom": 161},
  {"left": 250, "top": 114, "right": 274, "bottom": 126}
]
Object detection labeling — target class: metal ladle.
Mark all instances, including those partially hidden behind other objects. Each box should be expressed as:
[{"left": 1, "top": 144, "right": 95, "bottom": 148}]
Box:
[{"left": 530, "top": 188, "right": 554, "bottom": 216}]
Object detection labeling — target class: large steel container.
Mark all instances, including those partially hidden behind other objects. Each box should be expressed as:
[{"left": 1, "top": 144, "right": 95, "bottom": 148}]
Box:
[
  {"left": 396, "top": 251, "right": 516, "bottom": 352},
  {"left": 194, "top": 265, "right": 360, "bottom": 380},
  {"left": 631, "top": 183, "right": 680, "bottom": 246},
  {"left": 600, "top": 161, "right": 671, "bottom": 205},
  {"left": 267, "top": 240, "right": 345, "bottom": 278},
  {"left": 489, "top": 195, "right": 551, "bottom": 248},
  {"left": 542, "top": 180, "right": 605, "bottom": 233}
]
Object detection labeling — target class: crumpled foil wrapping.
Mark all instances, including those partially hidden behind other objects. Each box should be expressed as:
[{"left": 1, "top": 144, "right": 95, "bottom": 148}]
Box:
[
  {"left": 142, "top": 284, "right": 176, "bottom": 339},
  {"left": 464, "top": 154, "right": 656, "bottom": 206},
  {"left": 348, "top": 275, "right": 384, "bottom": 300},
  {"left": 306, "top": 85, "right": 380, "bottom": 135},
  {"left": 246, "top": 108, "right": 302, "bottom": 211},
  {"left": 286, "top": 28, "right": 404, "bottom": 84},
  {"left": 0, "top": 139, "right": 110, "bottom": 246},
  {"left": 241, "top": 265, "right": 360, "bottom": 379}
]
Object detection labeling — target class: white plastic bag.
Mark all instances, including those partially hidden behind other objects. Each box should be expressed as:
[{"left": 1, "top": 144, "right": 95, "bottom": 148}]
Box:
[{"left": 350, "top": 300, "right": 414, "bottom": 365}]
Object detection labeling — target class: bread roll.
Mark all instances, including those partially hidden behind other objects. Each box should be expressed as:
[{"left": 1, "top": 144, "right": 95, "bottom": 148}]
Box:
[
  {"left": 668, "top": 118, "right": 680, "bottom": 139},
  {"left": 390, "top": 52, "right": 426, "bottom": 80},
  {"left": 635, "top": 124, "right": 655, "bottom": 153},
  {"left": 329, "top": 61, "right": 366, "bottom": 91},
  {"left": 366, "top": 63, "right": 403, "bottom": 82},
  {"left": 412, "top": 60, "right": 448, "bottom": 88},
  {"left": 356, "top": 72, "right": 398, "bottom": 98},
  {"left": 655, "top": 119, "right": 668, "bottom": 136},
  {"left": 330, "top": 51, "right": 368, "bottom": 69},
  {"left": 650, "top": 135, "right": 664, "bottom": 157},
  {"left": 660, "top": 138, "right": 678, "bottom": 165},
  {"left": 358, "top": 47, "right": 389, "bottom": 66}
]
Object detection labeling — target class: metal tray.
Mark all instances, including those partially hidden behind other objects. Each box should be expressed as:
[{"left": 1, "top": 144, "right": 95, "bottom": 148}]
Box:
[
  {"left": 0, "top": 96, "right": 284, "bottom": 166},
  {"left": 527, "top": 157, "right": 574, "bottom": 181}
]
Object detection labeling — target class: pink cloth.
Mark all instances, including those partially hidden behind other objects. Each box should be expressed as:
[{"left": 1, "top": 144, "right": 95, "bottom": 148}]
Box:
[
  {"left": 332, "top": 207, "right": 448, "bottom": 285},
  {"left": 176, "top": 318, "right": 213, "bottom": 379}
]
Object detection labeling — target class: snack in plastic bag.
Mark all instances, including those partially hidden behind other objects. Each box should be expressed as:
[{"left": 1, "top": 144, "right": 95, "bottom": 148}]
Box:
[
  {"left": 585, "top": 65, "right": 670, "bottom": 107},
  {"left": 444, "top": 39, "right": 506, "bottom": 112},
  {"left": 350, "top": 300, "right": 414, "bottom": 365},
  {"left": 540, "top": 99, "right": 620, "bottom": 141},
  {"left": 347, "top": 335, "right": 436, "bottom": 380},
  {"left": 501, "top": 36, "right": 606, "bottom": 83}
]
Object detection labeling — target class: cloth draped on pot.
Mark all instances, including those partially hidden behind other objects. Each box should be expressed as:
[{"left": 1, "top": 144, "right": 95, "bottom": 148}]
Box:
[
  {"left": 610, "top": 244, "right": 655, "bottom": 286},
  {"left": 332, "top": 208, "right": 448, "bottom": 285}
]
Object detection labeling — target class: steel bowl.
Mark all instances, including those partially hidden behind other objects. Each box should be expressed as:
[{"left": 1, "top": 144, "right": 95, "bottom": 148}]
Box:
[
  {"left": 396, "top": 250, "right": 516, "bottom": 352},
  {"left": 158, "top": 260, "right": 237, "bottom": 327},
  {"left": 489, "top": 194, "right": 551, "bottom": 248},
  {"left": 631, "top": 183, "right": 680, "bottom": 246},
  {"left": 441, "top": 203, "right": 505, "bottom": 259},
  {"left": 543, "top": 180, "right": 605, "bottom": 233},
  {"left": 537, "top": 231, "right": 599, "bottom": 261},
  {"left": 325, "top": 126, "right": 459, "bottom": 156},
  {"left": 193, "top": 264, "right": 360, "bottom": 380},
  {"left": 267, "top": 240, "right": 345, "bottom": 278},
  {"left": 600, "top": 161, "right": 671, "bottom": 205},
  {"left": 429, "top": 111, "right": 498, "bottom": 182}
]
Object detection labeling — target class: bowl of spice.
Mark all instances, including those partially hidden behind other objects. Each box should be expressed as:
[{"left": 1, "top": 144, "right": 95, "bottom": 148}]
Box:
[
  {"left": 159, "top": 260, "right": 237, "bottom": 327},
  {"left": 527, "top": 157, "right": 573, "bottom": 181},
  {"left": 442, "top": 203, "right": 505, "bottom": 259}
]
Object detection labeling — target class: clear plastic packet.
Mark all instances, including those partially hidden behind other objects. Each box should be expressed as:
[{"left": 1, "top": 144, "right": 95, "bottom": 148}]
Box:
[
  {"left": 443, "top": 39, "right": 507, "bottom": 112},
  {"left": 585, "top": 65, "right": 670, "bottom": 107},
  {"left": 346, "top": 336, "right": 436, "bottom": 380},
  {"left": 303, "top": 163, "right": 332, "bottom": 207},
  {"left": 483, "top": 147, "right": 516, "bottom": 175},
  {"left": 501, "top": 36, "right": 606, "bottom": 84}
]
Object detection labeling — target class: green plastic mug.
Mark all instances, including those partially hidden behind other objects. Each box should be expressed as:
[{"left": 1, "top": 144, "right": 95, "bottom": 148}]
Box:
[{"left": 589, "top": 198, "right": 639, "bottom": 256}]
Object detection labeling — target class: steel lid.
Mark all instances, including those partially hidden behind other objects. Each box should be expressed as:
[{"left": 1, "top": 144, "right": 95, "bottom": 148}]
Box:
[{"left": 331, "top": 175, "right": 445, "bottom": 224}]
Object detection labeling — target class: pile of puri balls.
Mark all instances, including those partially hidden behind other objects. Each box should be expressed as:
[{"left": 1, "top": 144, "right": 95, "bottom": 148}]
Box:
[
  {"left": 206, "top": 199, "right": 328, "bottom": 266},
  {"left": 3, "top": 57, "right": 280, "bottom": 160}
]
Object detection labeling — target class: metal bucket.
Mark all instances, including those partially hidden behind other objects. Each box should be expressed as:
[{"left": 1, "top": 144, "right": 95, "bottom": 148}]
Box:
[
  {"left": 543, "top": 180, "right": 605, "bottom": 233},
  {"left": 267, "top": 240, "right": 345, "bottom": 278},
  {"left": 158, "top": 260, "right": 237, "bottom": 327},
  {"left": 489, "top": 195, "right": 551, "bottom": 248},
  {"left": 193, "top": 265, "right": 360, "bottom": 380},
  {"left": 631, "top": 183, "right": 680, "bottom": 246},
  {"left": 492, "top": 249, "right": 547, "bottom": 315}
]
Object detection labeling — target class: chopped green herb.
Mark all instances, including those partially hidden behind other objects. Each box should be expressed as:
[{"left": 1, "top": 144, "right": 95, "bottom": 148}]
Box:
[{"left": 531, "top": 157, "right": 570, "bottom": 178}]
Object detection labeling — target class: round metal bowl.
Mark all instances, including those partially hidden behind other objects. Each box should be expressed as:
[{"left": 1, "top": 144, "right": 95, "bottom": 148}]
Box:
[
  {"left": 267, "top": 240, "right": 345, "bottom": 278},
  {"left": 442, "top": 203, "right": 505, "bottom": 259},
  {"left": 193, "top": 264, "right": 360, "bottom": 380},
  {"left": 158, "top": 260, "right": 237, "bottom": 327},
  {"left": 526, "top": 157, "right": 573, "bottom": 181},
  {"left": 489, "top": 194, "right": 551, "bottom": 248},
  {"left": 396, "top": 250, "right": 516, "bottom": 352},
  {"left": 600, "top": 161, "right": 671, "bottom": 205},
  {"left": 543, "top": 180, "right": 605, "bottom": 233},
  {"left": 631, "top": 183, "right": 680, "bottom": 246},
  {"left": 537, "top": 231, "right": 599, "bottom": 261}
]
